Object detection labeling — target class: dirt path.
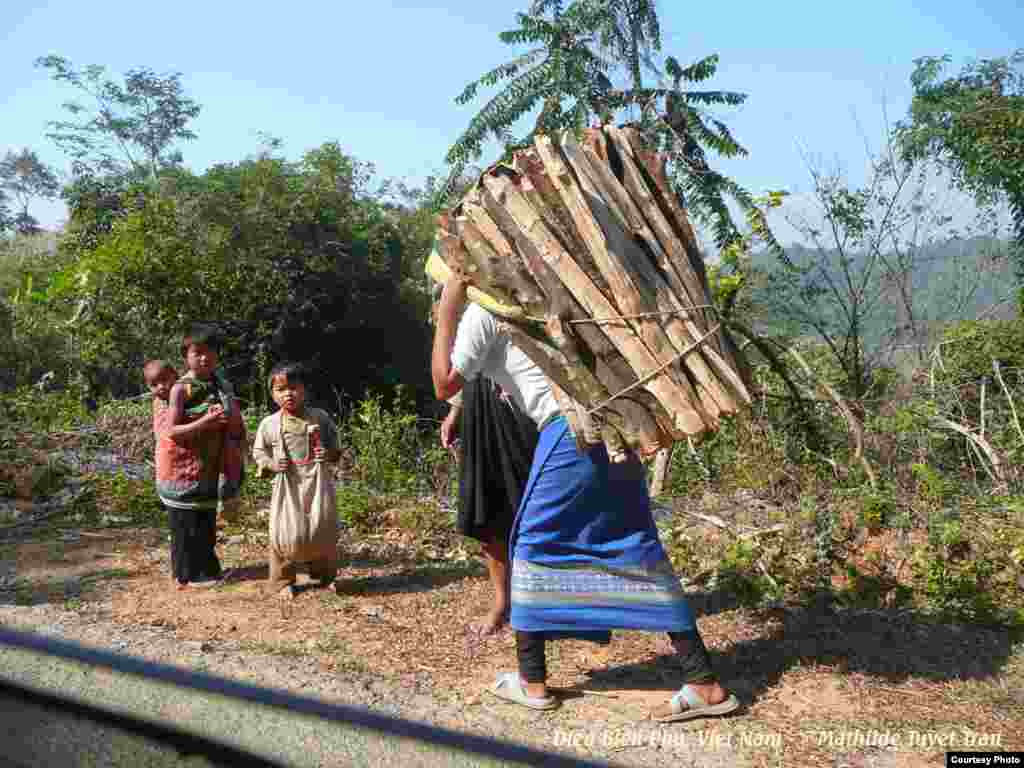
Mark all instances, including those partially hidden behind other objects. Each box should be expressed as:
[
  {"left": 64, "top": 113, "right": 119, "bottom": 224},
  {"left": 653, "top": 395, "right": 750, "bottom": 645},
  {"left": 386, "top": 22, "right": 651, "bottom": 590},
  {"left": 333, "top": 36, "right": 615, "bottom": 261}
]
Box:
[{"left": 1, "top": 525, "right": 1021, "bottom": 767}]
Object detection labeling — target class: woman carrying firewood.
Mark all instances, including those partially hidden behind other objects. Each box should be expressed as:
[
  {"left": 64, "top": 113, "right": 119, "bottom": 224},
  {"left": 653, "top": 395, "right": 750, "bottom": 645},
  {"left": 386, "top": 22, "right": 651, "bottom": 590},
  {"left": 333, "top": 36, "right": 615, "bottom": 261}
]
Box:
[{"left": 431, "top": 271, "right": 740, "bottom": 722}]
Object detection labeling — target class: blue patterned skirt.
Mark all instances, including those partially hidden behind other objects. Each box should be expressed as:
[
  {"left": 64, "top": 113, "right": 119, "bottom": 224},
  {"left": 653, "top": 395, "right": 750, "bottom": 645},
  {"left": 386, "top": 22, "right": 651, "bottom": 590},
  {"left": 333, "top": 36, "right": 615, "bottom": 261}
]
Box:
[{"left": 509, "top": 417, "right": 696, "bottom": 638}]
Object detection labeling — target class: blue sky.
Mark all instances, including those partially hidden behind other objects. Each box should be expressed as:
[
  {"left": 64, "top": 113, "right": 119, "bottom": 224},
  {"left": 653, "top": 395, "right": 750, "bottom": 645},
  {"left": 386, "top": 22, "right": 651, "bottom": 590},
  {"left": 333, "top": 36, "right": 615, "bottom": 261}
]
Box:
[{"left": 2, "top": 0, "right": 1021, "bottom": 244}]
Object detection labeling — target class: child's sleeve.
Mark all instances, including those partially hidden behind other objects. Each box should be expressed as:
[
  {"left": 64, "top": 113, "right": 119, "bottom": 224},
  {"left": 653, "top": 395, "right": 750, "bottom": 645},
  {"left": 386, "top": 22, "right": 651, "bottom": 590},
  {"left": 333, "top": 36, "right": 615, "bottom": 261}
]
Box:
[{"left": 251, "top": 417, "right": 275, "bottom": 470}]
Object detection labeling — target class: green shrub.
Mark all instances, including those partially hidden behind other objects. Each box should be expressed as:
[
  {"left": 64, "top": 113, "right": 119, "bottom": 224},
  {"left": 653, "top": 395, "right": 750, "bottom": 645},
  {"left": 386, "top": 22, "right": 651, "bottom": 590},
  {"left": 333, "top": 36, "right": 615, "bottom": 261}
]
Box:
[
  {"left": 859, "top": 486, "right": 897, "bottom": 531},
  {"left": 713, "top": 539, "right": 784, "bottom": 606},
  {"left": 913, "top": 552, "right": 998, "bottom": 623},
  {"left": 912, "top": 462, "right": 953, "bottom": 505},
  {"left": 66, "top": 471, "right": 164, "bottom": 528},
  {"left": 0, "top": 385, "right": 92, "bottom": 433},
  {"left": 938, "top": 318, "right": 1024, "bottom": 385},
  {"left": 0, "top": 234, "right": 75, "bottom": 392},
  {"left": 343, "top": 385, "right": 452, "bottom": 497},
  {"left": 336, "top": 480, "right": 391, "bottom": 530}
]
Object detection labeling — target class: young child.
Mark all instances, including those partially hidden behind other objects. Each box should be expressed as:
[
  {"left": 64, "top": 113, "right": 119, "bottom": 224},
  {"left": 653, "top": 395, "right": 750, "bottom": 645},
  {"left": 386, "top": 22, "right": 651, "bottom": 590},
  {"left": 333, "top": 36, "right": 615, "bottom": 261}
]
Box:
[
  {"left": 156, "top": 326, "right": 245, "bottom": 588},
  {"left": 145, "top": 359, "right": 179, "bottom": 584},
  {"left": 144, "top": 359, "right": 178, "bottom": 406},
  {"left": 252, "top": 362, "right": 341, "bottom": 600},
  {"left": 144, "top": 358, "right": 178, "bottom": 485}
]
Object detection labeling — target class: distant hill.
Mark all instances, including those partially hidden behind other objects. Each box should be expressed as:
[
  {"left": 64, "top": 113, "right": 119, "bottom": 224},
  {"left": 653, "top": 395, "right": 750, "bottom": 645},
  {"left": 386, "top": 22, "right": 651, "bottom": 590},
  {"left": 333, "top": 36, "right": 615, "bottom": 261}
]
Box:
[{"left": 746, "top": 236, "right": 1017, "bottom": 355}]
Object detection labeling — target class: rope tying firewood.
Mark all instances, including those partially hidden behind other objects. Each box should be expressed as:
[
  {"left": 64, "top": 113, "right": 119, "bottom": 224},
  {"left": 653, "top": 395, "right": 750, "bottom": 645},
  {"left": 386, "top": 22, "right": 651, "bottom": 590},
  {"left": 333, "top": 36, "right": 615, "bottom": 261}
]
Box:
[
  {"left": 567, "top": 306, "right": 716, "bottom": 325},
  {"left": 511, "top": 305, "right": 718, "bottom": 325},
  {"left": 585, "top": 323, "right": 722, "bottom": 416}
]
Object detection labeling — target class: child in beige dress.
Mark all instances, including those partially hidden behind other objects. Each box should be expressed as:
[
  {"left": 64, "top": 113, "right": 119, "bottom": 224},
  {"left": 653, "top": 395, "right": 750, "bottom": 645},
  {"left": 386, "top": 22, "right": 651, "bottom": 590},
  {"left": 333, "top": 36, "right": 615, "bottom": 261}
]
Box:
[{"left": 252, "top": 362, "right": 341, "bottom": 599}]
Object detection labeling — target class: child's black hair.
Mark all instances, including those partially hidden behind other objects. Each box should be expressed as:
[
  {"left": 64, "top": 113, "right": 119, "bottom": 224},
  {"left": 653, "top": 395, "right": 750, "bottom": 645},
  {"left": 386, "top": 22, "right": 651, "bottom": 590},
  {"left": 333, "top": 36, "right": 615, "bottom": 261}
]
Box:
[
  {"left": 180, "top": 324, "right": 223, "bottom": 359},
  {"left": 143, "top": 359, "right": 177, "bottom": 382},
  {"left": 268, "top": 361, "right": 309, "bottom": 390}
]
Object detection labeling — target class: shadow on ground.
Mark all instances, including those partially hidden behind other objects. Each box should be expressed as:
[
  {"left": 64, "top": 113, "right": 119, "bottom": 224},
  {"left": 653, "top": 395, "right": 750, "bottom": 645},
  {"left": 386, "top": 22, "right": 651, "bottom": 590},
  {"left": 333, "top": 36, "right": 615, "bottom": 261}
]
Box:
[
  {"left": 569, "top": 604, "right": 1021, "bottom": 709},
  {"left": 334, "top": 562, "right": 483, "bottom": 596},
  {"left": 0, "top": 567, "right": 136, "bottom": 607}
]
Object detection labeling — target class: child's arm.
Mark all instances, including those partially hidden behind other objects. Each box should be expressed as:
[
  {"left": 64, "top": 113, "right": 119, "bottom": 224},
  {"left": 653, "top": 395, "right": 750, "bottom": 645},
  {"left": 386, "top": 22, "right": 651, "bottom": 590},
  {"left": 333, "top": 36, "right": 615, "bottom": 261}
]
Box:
[
  {"left": 166, "top": 382, "right": 226, "bottom": 442},
  {"left": 252, "top": 418, "right": 289, "bottom": 474},
  {"left": 251, "top": 419, "right": 274, "bottom": 470},
  {"left": 313, "top": 411, "right": 342, "bottom": 463}
]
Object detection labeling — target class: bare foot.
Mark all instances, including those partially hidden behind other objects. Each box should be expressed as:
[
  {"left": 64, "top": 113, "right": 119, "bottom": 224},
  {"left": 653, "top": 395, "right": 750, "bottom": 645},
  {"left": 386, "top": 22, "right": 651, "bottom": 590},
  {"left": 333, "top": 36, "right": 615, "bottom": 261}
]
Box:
[
  {"left": 277, "top": 585, "right": 297, "bottom": 601},
  {"left": 524, "top": 680, "right": 549, "bottom": 699},
  {"left": 470, "top": 607, "right": 508, "bottom": 637}
]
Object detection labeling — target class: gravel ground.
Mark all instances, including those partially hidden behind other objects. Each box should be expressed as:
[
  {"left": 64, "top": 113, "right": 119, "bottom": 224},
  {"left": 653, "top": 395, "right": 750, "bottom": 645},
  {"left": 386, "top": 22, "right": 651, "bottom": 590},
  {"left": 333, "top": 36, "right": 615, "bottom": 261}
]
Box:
[{"left": 0, "top": 600, "right": 742, "bottom": 768}]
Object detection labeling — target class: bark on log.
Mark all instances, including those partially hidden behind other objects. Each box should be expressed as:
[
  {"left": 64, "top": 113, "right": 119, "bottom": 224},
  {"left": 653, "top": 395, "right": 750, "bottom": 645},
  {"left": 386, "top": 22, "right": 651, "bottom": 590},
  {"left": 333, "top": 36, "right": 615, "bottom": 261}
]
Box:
[
  {"left": 480, "top": 173, "right": 669, "bottom": 451},
  {"left": 533, "top": 134, "right": 711, "bottom": 436},
  {"left": 570, "top": 130, "right": 743, "bottom": 411},
  {"left": 431, "top": 124, "right": 757, "bottom": 454}
]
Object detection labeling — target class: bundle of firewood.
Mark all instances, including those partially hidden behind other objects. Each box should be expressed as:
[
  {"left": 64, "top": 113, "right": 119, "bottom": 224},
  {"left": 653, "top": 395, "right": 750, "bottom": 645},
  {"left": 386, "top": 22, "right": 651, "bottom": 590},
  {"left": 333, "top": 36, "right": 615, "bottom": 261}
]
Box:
[{"left": 428, "top": 124, "right": 754, "bottom": 461}]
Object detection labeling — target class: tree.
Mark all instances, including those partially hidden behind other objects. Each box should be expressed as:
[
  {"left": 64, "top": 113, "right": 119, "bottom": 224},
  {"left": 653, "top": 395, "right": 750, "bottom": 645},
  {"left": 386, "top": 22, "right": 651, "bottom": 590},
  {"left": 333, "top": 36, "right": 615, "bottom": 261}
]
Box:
[
  {"left": 896, "top": 51, "right": 1024, "bottom": 271},
  {"left": 0, "top": 188, "right": 11, "bottom": 234},
  {"left": 0, "top": 149, "right": 60, "bottom": 234},
  {"left": 35, "top": 55, "right": 201, "bottom": 183},
  {"left": 50, "top": 142, "right": 435, "bottom": 405},
  {"left": 442, "top": 0, "right": 779, "bottom": 254},
  {"left": 761, "top": 131, "right": 1013, "bottom": 397}
]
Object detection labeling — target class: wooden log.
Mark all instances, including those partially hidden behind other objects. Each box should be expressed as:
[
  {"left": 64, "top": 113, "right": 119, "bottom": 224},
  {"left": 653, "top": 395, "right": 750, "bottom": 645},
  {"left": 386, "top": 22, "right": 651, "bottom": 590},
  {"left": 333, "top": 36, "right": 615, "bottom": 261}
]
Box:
[
  {"left": 485, "top": 164, "right": 705, "bottom": 439},
  {"left": 616, "top": 129, "right": 716, "bottom": 348},
  {"left": 599, "top": 127, "right": 708, "bottom": 325},
  {"left": 618, "top": 126, "right": 756, "bottom": 394},
  {"left": 546, "top": 378, "right": 602, "bottom": 449},
  {"left": 435, "top": 219, "right": 477, "bottom": 283},
  {"left": 452, "top": 212, "right": 545, "bottom": 313},
  {"left": 601, "top": 126, "right": 752, "bottom": 407},
  {"left": 566, "top": 130, "right": 737, "bottom": 414},
  {"left": 497, "top": 317, "right": 644, "bottom": 456},
  {"left": 458, "top": 197, "right": 545, "bottom": 313},
  {"left": 479, "top": 173, "right": 669, "bottom": 451},
  {"left": 513, "top": 149, "right": 613, "bottom": 298},
  {"left": 508, "top": 151, "right": 680, "bottom": 439},
  {"left": 548, "top": 131, "right": 725, "bottom": 417},
  {"left": 618, "top": 127, "right": 709, "bottom": 297},
  {"left": 533, "top": 134, "right": 712, "bottom": 435}
]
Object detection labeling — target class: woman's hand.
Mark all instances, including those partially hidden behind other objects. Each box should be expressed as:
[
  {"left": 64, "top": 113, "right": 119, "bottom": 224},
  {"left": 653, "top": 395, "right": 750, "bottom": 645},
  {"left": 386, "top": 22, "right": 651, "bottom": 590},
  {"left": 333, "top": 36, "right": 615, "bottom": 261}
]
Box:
[
  {"left": 440, "top": 406, "right": 461, "bottom": 450},
  {"left": 312, "top": 447, "right": 326, "bottom": 462},
  {"left": 274, "top": 457, "right": 291, "bottom": 473},
  {"left": 440, "top": 269, "right": 470, "bottom": 307}
]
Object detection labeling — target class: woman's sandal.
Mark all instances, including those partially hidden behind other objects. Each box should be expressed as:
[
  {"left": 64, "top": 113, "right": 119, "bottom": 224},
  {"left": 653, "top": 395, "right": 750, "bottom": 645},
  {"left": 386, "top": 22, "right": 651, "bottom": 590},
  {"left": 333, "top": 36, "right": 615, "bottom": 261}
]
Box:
[
  {"left": 489, "top": 672, "right": 560, "bottom": 711},
  {"left": 653, "top": 684, "right": 740, "bottom": 723}
]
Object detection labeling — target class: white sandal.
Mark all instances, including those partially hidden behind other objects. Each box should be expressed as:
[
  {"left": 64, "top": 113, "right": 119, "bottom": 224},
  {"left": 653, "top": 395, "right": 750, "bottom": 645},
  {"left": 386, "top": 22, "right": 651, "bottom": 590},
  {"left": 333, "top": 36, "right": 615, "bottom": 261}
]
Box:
[
  {"left": 489, "top": 672, "right": 559, "bottom": 710},
  {"left": 654, "top": 684, "right": 740, "bottom": 723}
]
